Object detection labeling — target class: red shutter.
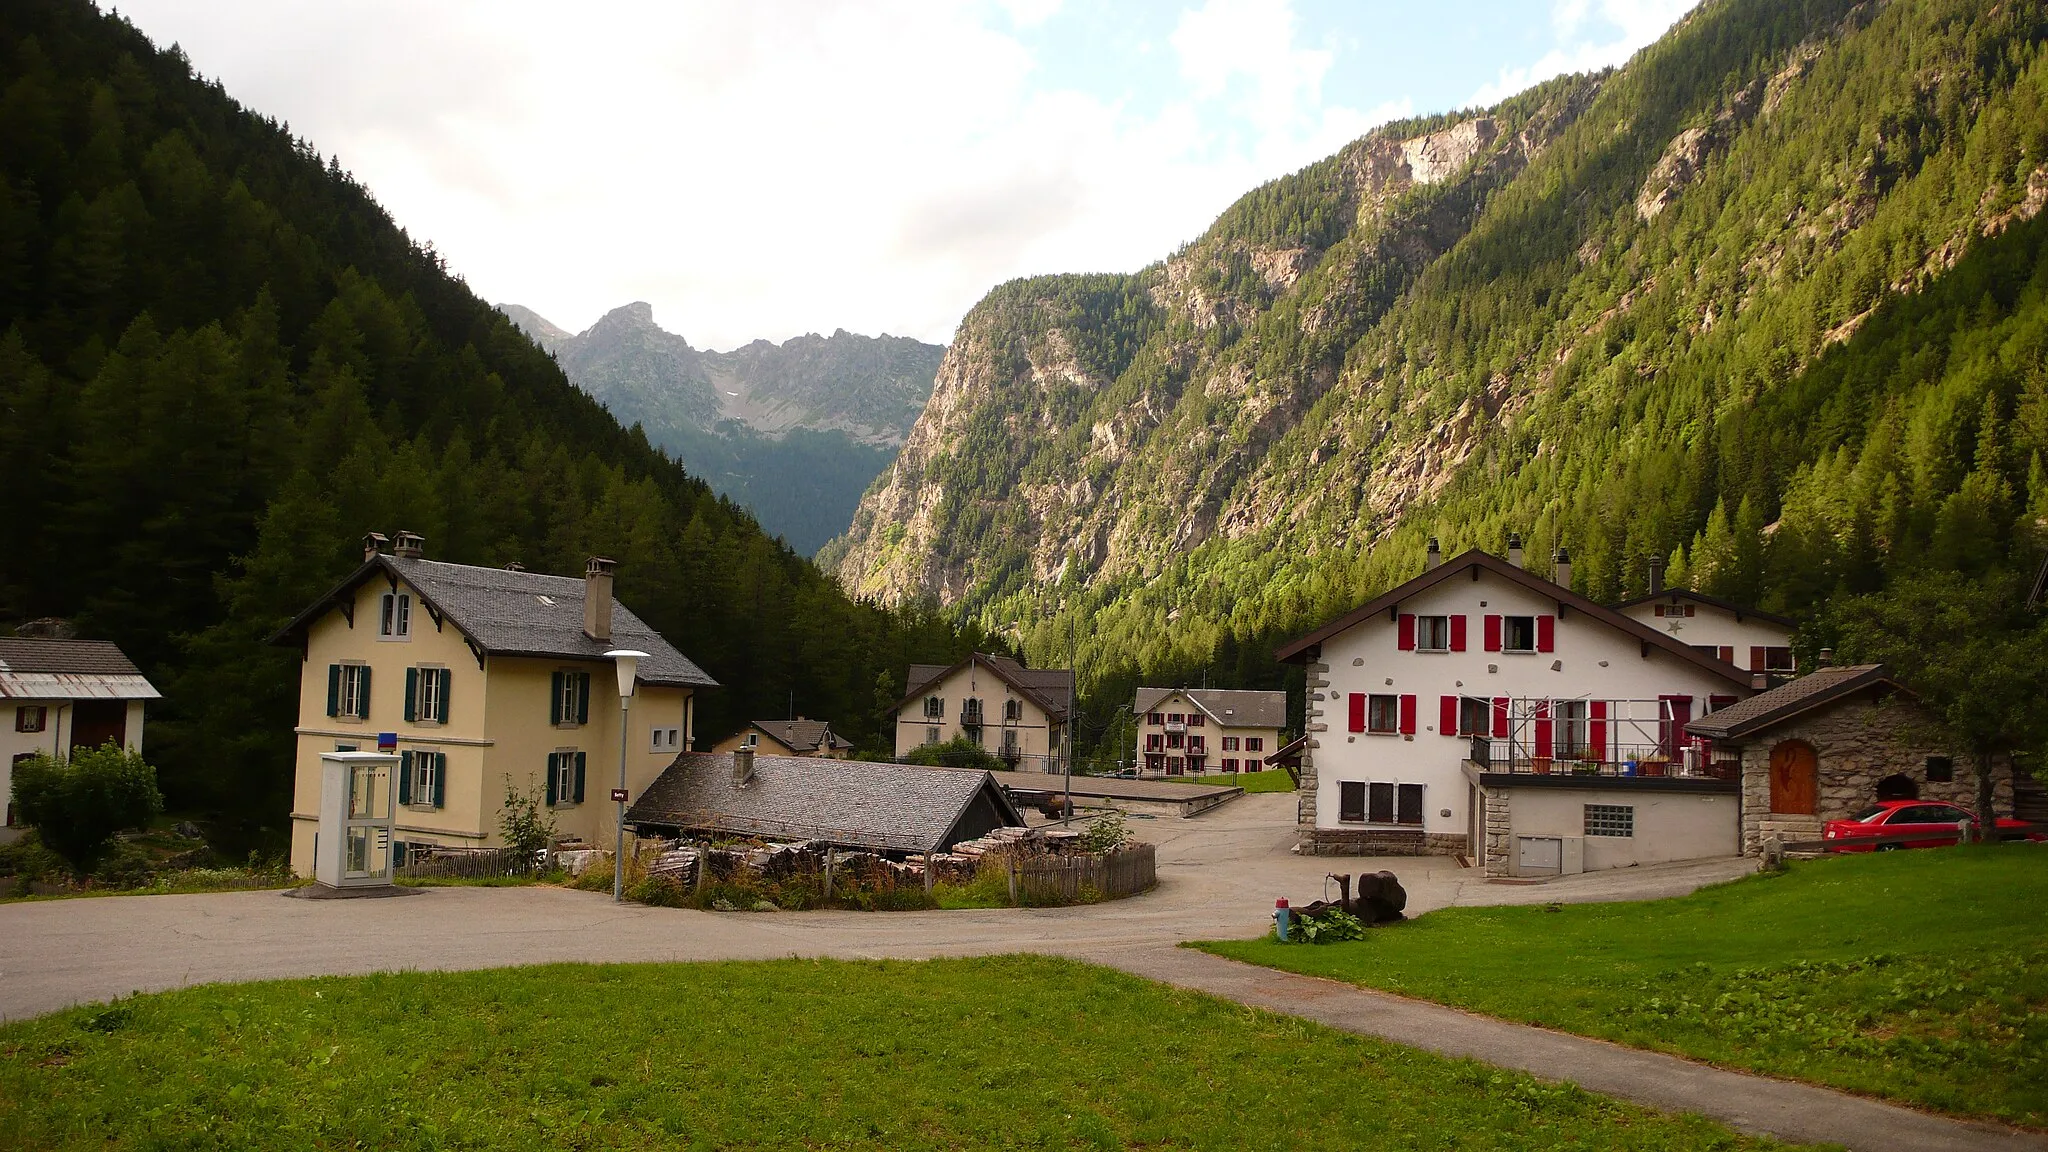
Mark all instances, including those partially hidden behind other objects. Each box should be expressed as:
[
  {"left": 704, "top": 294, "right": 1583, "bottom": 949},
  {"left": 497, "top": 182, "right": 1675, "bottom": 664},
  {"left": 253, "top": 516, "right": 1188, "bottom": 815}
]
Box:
[
  {"left": 1719, "top": 646, "right": 1735, "bottom": 664},
  {"left": 1537, "top": 614, "right": 1556, "bottom": 652},
  {"left": 1399, "top": 695, "right": 1417, "bottom": 735},
  {"left": 1534, "top": 700, "right": 1552, "bottom": 758},
  {"left": 1484, "top": 615, "right": 1502, "bottom": 652},
  {"left": 1449, "top": 615, "right": 1468, "bottom": 652},
  {"left": 1588, "top": 700, "right": 1607, "bottom": 762},
  {"left": 1492, "top": 697, "right": 1509, "bottom": 738},
  {"left": 1750, "top": 646, "right": 1766, "bottom": 671},
  {"left": 1397, "top": 614, "right": 1416, "bottom": 651},
  {"left": 1348, "top": 693, "right": 1365, "bottom": 733},
  {"left": 1440, "top": 695, "right": 1459, "bottom": 736}
]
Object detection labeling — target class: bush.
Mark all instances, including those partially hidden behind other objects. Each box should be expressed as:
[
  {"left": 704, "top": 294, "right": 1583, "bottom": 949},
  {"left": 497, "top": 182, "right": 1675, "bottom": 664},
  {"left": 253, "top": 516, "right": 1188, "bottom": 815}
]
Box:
[
  {"left": 498, "top": 777, "right": 556, "bottom": 859},
  {"left": 1295, "top": 909, "right": 1368, "bottom": 944},
  {"left": 901, "top": 735, "right": 1005, "bottom": 771},
  {"left": 1077, "top": 811, "right": 1132, "bottom": 853},
  {"left": 11, "top": 743, "right": 164, "bottom": 875}
]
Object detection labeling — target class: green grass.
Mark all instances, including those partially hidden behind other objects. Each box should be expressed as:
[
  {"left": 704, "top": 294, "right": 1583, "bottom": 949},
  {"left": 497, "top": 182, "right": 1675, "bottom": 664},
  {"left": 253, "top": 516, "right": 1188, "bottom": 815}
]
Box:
[
  {"left": 1228, "top": 769, "right": 1297, "bottom": 793},
  {"left": 1198, "top": 846, "right": 2048, "bottom": 1126},
  {"left": 0, "top": 957, "right": 1802, "bottom": 1151}
]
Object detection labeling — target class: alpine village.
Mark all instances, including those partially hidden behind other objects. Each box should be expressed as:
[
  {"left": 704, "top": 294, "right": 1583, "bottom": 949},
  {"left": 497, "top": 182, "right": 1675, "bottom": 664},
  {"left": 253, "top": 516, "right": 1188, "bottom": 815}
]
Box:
[{"left": 2, "top": 1, "right": 2046, "bottom": 1148}]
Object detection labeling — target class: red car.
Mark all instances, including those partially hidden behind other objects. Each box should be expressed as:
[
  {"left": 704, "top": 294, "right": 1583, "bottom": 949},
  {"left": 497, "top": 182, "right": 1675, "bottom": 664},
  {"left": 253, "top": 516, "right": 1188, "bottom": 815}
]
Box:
[{"left": 1822, "top": 799, "right": 2045, "bottom": 851}]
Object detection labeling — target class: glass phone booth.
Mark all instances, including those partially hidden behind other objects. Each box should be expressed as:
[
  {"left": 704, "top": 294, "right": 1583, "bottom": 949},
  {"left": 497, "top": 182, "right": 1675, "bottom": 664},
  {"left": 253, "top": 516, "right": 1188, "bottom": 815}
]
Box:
[{"left": 314, "top": 751, "right": 399, "bottom": 890}]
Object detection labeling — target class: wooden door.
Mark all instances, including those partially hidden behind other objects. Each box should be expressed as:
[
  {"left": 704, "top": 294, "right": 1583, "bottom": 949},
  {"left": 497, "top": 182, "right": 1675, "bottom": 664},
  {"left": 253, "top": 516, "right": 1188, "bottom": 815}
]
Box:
[
  {"left": 69, "top": 701, "right": 127, "bottom": 753},
  {"left": 1768, "top": 741, "right": 1817, "bottom": 814}
]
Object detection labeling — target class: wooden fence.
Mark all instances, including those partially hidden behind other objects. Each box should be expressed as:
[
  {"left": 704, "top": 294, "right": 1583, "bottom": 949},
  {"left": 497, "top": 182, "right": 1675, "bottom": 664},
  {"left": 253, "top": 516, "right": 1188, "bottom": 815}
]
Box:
[
  {"left": 1010, "top": 843, "right": 1156, "bottom": 904},
  {"left": 396, "top": 846, "right": 536, "bottom": 880}
]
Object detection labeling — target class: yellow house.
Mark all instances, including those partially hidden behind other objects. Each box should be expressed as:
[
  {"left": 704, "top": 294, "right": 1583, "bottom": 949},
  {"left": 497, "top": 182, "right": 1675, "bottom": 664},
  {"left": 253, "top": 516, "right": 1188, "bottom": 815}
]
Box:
[
  {"left": 1132, "top": 687, "right": 1287, "bottom": 776},
  {"left": 893, "top": 653, "right": 1071, "bottom": 773},
  {"left": 711, "top": 718, "right": 851, "bottom": 759},
  {"left": 272, "top": 532, "right": 717, "bottom": 875}
]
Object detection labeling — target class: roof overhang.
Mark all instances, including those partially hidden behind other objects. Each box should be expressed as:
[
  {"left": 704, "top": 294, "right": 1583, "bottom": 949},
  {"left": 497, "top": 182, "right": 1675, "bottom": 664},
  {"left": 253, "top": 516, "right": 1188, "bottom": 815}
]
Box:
[
  {"left": 1686, "top": 665, "right": 1904, "bottom": 742},
  {"left": 0, "top": 672, "right": 162, "bottom": 701}
]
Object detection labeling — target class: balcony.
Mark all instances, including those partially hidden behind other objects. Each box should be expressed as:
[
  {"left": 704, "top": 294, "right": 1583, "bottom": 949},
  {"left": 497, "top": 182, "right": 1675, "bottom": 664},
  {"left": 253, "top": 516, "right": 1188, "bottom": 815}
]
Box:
[
  {"left": 1164, "top": 721, "right": 1186, "bottom": 734},
  {"left": 1469, "top": 736, "right": 1738, "bottom": 782}
]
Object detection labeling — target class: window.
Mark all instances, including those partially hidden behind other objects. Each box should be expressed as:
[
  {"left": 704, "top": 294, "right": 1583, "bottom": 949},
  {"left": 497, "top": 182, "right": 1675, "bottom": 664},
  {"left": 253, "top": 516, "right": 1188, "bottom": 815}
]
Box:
[
  {"left": 1458, "top": 697, "right": 1490, "bottom": 737},
  {"left": 925, "top": 726, "right": 940, "bottom": 745},
  {"left": 1502, "top": 616, "right": 1537, "bottom": 653},
  {"left": 1146, "top": 712, "right": 1164, "bottom": 725},
  {"left": 1553, "top": 700, "right": 1588, "bottom": 759},
  {"left": 379, "top": 592, "right": 411, "bottom": 639},
  {"left": 1584, "top": 804, "right": 1634, "bottom": 837},
  {"left": 1186, "top": 713, "right": 1204, "bottom": 727},
  {"left": 1222, "top": 736, "right": 1240, "bottom": 751},
  {"left": 1762, "top": 647, "right": 1795, "bottom": 673},
  {"left": 545, "top": 750, "right": 586, "bottom": 807},
  {"left": 1414, "top": 615, "right": 1450, "bottom": 652},
  {"left": 924, "top": 695, "right": 944, "bottom": 719},
  {"left": 1339, "top": 781, "right": 1367, "bottom": 822},
  {"left": 1245, "top": 737, "right": 1263, "bottom": 752},
  {"left": 650, "top": 727, "right": 681, "bottom": 753},
  {"left": 1366, "top": 782, "right": 1426, "bottom": 825},
  {"left": 1367, "top": 694, "right": 1400, "bottom": 734},
  {"left": 407, "top": 667, "right": 451, "bottom": 725},
  {"left": 1654, "top": 603, "right": 1696, "bottom": 618},
  {"left": 1145, "top": 753, "right": 1165, "bottom": 773},
  {"left": 399, "top": 750, "right": 446, "bottom": 809},
  {"left": 328, "top": 663, "right": 371, "bottom": 720},
  {"left": 14, "top": 706, "right": 46, "bottom": 733},
  {"left": 1187, "top": 735, "right": 1205, "bottom": 753},
  {"left": 1926, "top": 756, "right": 1954, "bottom": 783},
  {"left": 961, "top": 698, "right": 983, "bottom": 724},
  {"left": 1168, "top": 713, "right": 1184, "bottom": 724},
  {"left": 1691, "top": 644, "right": 1720, "bottom": 657},
  {"left": 1003, "top": 699, "right": 1022, "bottom": 723},
  {"left": 1166, "top": 732, "right": 1184, "bottom": 749},
  {"left": 1167, "top": 756, "right": 1184, "bottom": 774},
  {"left": 1146, "top": 734, "right": 1164, "bottom": 751},
  {"left": 550, "top": 671, "right": 591, "bottom": 727},
  {"left": 1223, "top": 758, "right": 1240, "bottom": 772},
  {"left": 1002, "top": 729, "right": 1019, "bottom": 753}
]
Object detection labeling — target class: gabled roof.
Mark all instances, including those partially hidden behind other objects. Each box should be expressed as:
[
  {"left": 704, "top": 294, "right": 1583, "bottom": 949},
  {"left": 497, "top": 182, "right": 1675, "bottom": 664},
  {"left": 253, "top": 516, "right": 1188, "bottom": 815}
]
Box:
[
  {"left": 625, "top": 753, "right": 1025, "bottom": 853},
  {"left": 269, "top": 554, "right": 717, "bottom": 689},
  {"left": 1131, "top": 687, "right": 1288, "bottom": 729},
  {"left": 746, "top": 718, "right": 847, "bottom": 754},
  {"left": 900, "top": 653, "right": 1072, "bottom": 720},
  {"left": 1609, "top": 587, "right": 1797, "bottom": 628},
  {"left": 0, "top": 638, "right": 161, "bottom": 701},
  {"left": 1273, "top": 549, "right": 1751, "bottom": 687},
  {"left": 1686, "top": 664, "right": 1901, "bottom": 742}
]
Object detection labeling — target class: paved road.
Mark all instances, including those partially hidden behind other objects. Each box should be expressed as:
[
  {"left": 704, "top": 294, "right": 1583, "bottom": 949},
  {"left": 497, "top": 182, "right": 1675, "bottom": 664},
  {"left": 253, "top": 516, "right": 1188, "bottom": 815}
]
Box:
[{"left": 7, "top": 794, "right": 2038, "bottom": 1151}]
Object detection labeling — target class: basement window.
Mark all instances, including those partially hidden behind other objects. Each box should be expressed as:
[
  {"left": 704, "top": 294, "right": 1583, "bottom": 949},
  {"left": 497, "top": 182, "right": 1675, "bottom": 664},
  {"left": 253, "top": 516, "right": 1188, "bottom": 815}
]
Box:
[{"left": 1585, "top": 804, "right": 1634, "bottom": 837}]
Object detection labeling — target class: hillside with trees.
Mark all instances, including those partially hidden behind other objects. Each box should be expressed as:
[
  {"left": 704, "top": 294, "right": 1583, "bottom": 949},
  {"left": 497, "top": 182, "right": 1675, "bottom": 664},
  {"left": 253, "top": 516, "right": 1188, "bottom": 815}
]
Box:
[
  {"left": 829, "top": 0, "right": 2048, "bottom": 751},
  {"left": 0, "top": 0, "right": 985, "bottom": 851}
]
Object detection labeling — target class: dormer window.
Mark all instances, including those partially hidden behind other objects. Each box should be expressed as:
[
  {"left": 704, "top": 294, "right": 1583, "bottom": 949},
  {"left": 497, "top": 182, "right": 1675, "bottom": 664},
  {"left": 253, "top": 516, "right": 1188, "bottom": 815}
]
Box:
[{"left": 379, "top": 592, "right": 411, "bottom": 640}]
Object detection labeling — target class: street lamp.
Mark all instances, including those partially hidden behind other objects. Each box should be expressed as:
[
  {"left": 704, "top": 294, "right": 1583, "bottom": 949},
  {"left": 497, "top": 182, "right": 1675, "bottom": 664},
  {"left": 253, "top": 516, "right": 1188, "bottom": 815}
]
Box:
[{"left": 604, "top": 648, "right": 649, "bottom": 902}]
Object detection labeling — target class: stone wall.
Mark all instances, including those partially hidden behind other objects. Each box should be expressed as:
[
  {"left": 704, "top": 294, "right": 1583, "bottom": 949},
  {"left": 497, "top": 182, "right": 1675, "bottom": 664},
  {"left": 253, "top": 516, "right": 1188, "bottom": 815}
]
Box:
[
  {"left": 1733, "top": 691, "right": 2013, "bottom": 854},
  {"left": 1303, "top": 829, "right": 1467, "bottom": 857},
  {"left": 1481, "top": 783, "right": 1512, "bottom": 874},
  {"left": 1297, "top": 659, "right": 1329, "bottom": 844}
]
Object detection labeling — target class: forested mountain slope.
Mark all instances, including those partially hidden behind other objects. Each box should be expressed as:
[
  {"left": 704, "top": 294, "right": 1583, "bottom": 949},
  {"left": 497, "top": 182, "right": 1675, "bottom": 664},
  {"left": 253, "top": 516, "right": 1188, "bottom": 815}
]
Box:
[
  {"left": 499, "top": 301, "right": 942, "bottom": 554},
  {"left": 829, "top": 0, "right": 2048, "bottom": 727},
  {"left": 0, "top": 0, "right": 982, "bottom": 849}
]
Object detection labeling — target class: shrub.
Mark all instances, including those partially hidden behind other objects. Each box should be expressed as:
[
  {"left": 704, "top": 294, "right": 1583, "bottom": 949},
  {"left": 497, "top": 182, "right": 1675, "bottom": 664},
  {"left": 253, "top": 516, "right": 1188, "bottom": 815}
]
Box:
[
  {"left": 1296, "top": 909, "right": 1368, "bottom": 944},
  {"left": 1077, "top": 811, "right": 1132, "bottom": 853},
  {"left": 498, "top": 777, "right": 556, "bottom": 859},
  {"left": 11, "top": 742, "right": 164, "bottom": 875},
  {"left": 901, "top": 735, "right": 1005, "bottom": 771}
]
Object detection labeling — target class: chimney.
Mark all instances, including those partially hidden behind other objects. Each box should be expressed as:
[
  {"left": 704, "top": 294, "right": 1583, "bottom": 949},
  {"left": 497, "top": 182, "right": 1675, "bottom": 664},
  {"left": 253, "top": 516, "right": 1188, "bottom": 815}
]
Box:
[
  {"left": 1647, "top": 555, "right": 1665, "bottom": 596},
  {"left": 1424, "top": 538, "right": 1443, "bottom": 572},
  {"left": 733, "top": 740, "right": 757, "bottom": 788},
  {"left": 583, "top": 556, "right": 616, "bottom": 641},
  {"left": 362, "top": 532, "right": 390, "bottom": 561},
  {"left": 1553, "top": 547, "right": 1572, "bottom": 591},
  {"left": 1506, "top": 533, "right": 1524, "bottom": 569},
  {"left": 392, "top": 531, "right": 425, "bottom": 559},
  {"left": 1817, "top": 648, "right": 1834, "bottom": 669}
]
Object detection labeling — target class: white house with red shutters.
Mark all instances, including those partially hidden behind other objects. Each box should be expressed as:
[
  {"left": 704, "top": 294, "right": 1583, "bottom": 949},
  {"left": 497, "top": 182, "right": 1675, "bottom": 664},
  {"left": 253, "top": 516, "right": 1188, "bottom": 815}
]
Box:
[
  {"left": 1275, "top": 541, "right": 1766, "bottom": 874},
  {"left": 1610, "top": 557, "right": 1798, "bottom": 685}
]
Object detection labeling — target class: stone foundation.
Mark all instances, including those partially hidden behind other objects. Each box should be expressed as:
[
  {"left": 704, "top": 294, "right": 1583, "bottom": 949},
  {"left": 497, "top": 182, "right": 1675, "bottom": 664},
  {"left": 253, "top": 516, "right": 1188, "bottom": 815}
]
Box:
[{"left": 1302, "top": 829, "right": 1468, "bottom": 856}]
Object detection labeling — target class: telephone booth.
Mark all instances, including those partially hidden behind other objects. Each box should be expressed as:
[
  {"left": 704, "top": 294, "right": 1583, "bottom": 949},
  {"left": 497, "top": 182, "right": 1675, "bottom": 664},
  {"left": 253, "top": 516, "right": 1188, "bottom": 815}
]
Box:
[{"left": 314, "top": 750, "right": 399, "bottom": 890}]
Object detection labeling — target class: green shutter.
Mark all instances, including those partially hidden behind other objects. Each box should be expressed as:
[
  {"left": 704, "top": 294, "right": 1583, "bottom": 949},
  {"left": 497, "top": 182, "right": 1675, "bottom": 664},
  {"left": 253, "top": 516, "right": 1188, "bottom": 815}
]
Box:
[
  {"left": 574, "top": 751, "right": 587, "bottom": 803},
  {"left": 326, "top": 665, "right": 340, "bottom": 717},
  {"left": 432, "top": 752, "right": 447, "bottom": 809},
  {"left": 550, "top": 672, "right": 564, "bottom": 726},
  {"left": 544, "top": 755, "right": 558, "bottom": 807},
  {"left": 398, "top": 751, "right": 413, "bottom": 806},
  {"left": 575, "top": 674, "right": 590, "bottom": 726},
  {"left": 358, "top": 666, "right": 371, "bottom": 718},
  {"left": 404, "top": 668, "right": 418, "bottom": 723},
  {"left": 436, "top": 668, "right": 451, "bottom": 724}
]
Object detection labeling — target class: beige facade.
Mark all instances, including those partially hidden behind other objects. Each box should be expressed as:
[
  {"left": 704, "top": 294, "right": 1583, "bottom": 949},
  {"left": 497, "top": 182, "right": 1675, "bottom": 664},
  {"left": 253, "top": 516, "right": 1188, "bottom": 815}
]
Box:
[
  {"left": 710, "top": 719, "right": 850, "bottom": 759},
  {"left": 1133, "top": 690, "right": 1282, "bottom": 776},
  {"left": 286, "top": 572, "right": 696, "bottom": 875},
  {"left": 1469, "top": 773, "right": 1739, "bottom": 876},
  {"left": 894, "top": 659, "right": 1064, "bottom": 772}
]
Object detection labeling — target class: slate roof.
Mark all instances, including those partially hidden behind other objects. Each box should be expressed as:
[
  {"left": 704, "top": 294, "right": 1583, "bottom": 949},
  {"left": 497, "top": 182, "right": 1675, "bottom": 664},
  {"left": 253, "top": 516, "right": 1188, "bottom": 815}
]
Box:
[
  {"left": 1686, "top": 664, "right": 1900, "bottom": 742},
  {"left": 1273, "top": 549, "right": 1751, "bottom": 687},
  {"left": 0, "top": 638, "right": 161, "bottom": 700},
  {"left": 626, "top": 752, "right": 1024, "bottom": 853},
  {"left": 271, "top": 554, "right": 717, "bottom": 689},
  {"left": 748, "top": 718, "right": 847, "bottom": 754},
  {"left": 901, "top": 653, "right": 1073, "bottom": 720},
  {"left": 1131, "top": 687, "right": 1287, "bottom": 729},
  {"left": 1608, "top": 587, "right": 1798, "bottom": 628}
]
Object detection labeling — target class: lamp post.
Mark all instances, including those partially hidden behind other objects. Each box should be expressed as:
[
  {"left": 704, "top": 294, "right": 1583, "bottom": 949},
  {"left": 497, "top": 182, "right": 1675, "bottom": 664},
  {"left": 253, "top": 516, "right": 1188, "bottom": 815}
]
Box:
[{"left": 605, "top": 648, "right": 649, "bottom": 902}]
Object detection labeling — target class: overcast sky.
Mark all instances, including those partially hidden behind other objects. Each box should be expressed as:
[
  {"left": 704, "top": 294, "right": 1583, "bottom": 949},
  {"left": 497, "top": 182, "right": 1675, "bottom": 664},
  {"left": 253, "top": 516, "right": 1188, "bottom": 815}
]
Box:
[{"left": 114, "top": 0, "right": 1690, "bottom": 350}]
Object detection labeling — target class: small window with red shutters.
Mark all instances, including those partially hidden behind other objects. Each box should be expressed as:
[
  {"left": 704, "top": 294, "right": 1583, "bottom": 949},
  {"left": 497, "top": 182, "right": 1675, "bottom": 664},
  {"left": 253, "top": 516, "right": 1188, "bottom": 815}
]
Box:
[{"left": 1367, "top": 694, "right": 1400, "bottom": 733}]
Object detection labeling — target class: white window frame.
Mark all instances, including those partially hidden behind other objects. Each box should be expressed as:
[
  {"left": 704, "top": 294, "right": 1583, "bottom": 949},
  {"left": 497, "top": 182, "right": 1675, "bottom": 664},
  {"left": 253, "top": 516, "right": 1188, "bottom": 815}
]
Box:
[
  {"left": 338, "top": 664, "right": 369, "bottom": 720},
  {"left": 379, "top": 592, "right": 412, "bottom": 640},
  {"left": 1553, "top": 700, "right": 1589, "bottom": 759},
  {"left": 409, "top": 751, "right": 441, "bottom": 809},
  {"left": 416, "top": 666, "right": 445, "bottom": 725},
  {"left": 1414, "top": 615, "right": 1451, "bottom": 652},
  {"left": 15, "top": 705, "right": 47, "bottom": 733},
  {"left": 557, "top": 673, "right": 586, "bottom": 727},
  {"left": 648, "top": 726, "right": 680, "bottom": 753},
  {"left": 1367, "top": 694, "right": 1400, "bottom": 735},
  {"left": 1502, "top": 615, "right": 1537, "bottom": 653},
  {"left": 549, "top": 750, "right": 581, "bottom": 807}
]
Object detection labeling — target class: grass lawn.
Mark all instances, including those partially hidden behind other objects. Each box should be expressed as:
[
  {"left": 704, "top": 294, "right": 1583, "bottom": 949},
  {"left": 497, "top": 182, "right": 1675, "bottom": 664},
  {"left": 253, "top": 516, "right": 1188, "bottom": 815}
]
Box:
[
  {"left": 1198, "top": 845, "right": 2048, "bottom": 1127},
  {"left": 1227, "top": 769, "right": 1296, "bottom": 793},
  {"left": 0, "top": 956, "right": 1803, "bottom": 1151}
]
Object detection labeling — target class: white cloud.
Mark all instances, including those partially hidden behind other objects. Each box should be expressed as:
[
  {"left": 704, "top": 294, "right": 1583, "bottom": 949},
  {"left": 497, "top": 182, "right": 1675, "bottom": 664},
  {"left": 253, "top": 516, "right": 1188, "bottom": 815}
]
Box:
[{"left": 1470, "top": 0, "right": 1693, "bottom": 108}]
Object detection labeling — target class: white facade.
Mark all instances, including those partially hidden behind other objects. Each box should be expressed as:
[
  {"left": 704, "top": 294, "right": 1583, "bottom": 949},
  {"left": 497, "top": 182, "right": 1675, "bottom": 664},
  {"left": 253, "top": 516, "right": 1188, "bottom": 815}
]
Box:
[
  {"left": 1133, "top": 689, "right": 1285, "bottom": 775},
  {"left": 1304, "top": 558, "right": 1751, "bottom": 853},
  {"left": 1614, "top": 593, "right": 1795, "bottom": 677}
]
